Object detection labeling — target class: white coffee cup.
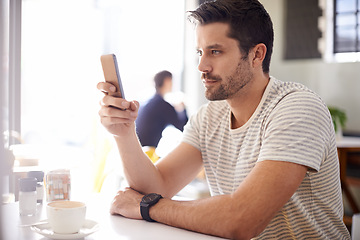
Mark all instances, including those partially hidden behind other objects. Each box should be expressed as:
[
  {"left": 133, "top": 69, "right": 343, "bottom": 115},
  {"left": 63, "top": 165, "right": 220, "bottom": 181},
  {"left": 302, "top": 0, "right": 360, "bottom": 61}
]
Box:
[{"left": 46, "top": 200, "right": 86, "bottom": 234}]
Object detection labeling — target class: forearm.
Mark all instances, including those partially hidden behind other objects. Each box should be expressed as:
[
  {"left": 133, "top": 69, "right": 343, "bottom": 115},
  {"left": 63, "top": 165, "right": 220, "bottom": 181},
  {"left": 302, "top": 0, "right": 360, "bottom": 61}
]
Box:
[
  {"left": 149, "top": 161, "right": 307, "bottom": 240},
  {"left": 114, "top": 129, "right": 165, "bottom": 194},
  {"left": 150, "top": 196, "right": 257, "bottom": 240},
  {"left": 97, "top": 83, "right": 167, "bottom": 193},
  {"left": 111, "top": 161, "right": 307, "bottom": 239}
]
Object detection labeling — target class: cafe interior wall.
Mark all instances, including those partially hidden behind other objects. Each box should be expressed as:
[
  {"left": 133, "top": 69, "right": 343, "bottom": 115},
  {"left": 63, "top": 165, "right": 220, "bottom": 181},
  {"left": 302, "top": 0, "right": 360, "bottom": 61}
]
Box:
[{"left": 261, "top": 0, "right": 360, "bottom": 134}]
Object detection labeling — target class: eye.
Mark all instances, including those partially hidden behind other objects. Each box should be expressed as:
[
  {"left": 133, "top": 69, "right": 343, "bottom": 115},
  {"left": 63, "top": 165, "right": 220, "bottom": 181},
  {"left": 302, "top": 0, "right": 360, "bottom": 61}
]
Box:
[
  {"left": 212, "top": 50, "right": 221, "bottom": 55},
  {"left": 196, "top": 50, "right": 203, "bottom": 56}
]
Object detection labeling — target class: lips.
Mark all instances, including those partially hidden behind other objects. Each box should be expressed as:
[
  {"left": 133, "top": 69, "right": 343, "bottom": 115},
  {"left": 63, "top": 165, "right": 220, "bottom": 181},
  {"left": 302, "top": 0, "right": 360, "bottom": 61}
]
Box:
[
  {"left": 202, "top": 78, "right": 217, "bottom": 84},
  {"left": 201, "top": 73, "right": 221, "bottom": 84},
  {"left": 202, "top": 78, "right": 219, "bottom": 89}
]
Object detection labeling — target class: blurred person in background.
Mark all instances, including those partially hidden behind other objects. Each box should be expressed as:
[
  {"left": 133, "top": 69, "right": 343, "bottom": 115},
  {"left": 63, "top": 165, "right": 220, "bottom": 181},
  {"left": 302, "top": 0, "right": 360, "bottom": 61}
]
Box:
[{"left": 135, "top": 70, "right": 188, "bottom": 148}]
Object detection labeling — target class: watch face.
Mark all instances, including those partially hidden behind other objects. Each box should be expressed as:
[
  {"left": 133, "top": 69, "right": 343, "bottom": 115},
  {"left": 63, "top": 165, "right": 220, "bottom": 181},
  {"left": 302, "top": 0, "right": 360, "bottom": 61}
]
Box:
[{"left": 143, "top": 193, "right": 159, "bottom": 203}]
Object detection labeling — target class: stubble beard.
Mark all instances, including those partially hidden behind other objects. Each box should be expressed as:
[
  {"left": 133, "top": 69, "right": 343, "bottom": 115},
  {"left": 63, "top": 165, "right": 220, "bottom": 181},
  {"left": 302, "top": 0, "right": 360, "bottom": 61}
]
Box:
[{"left": 204, "top": 59, "right": 253, "bottom": 101}]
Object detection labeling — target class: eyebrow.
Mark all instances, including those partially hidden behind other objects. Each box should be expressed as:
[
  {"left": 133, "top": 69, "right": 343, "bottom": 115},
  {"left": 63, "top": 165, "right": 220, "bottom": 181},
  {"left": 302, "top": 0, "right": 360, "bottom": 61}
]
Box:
[
  {"left": 196, "top": 43, "right": 224, "bottom": 51},
  {"left": 206, "top": 44, "right": 223, "bottom": 49}
]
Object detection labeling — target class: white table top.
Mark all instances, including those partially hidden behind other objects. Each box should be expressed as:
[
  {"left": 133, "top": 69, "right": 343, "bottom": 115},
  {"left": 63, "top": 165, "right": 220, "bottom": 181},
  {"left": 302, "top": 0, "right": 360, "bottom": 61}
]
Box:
[
  {"left": 1, "top": 195, "right": 226, "bottom": 240},
  {"left": 336, "top": 136, "right": 360, "bottom": 148}
]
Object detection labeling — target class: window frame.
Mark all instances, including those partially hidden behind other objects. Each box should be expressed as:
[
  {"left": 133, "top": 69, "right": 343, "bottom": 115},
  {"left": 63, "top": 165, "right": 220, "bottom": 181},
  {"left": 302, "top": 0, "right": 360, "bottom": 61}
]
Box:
[
  {"left": 333, "top": 0, "right": 360, "bottom": 54},
  {"left": 1, "top": 0, "right": 22, "bottom": 147},
  {"left": 322, "top": 0, "right": 360, "bottom": 62},
  {"left": 1, "top": 0, "right": 21, "bottom": 228}
]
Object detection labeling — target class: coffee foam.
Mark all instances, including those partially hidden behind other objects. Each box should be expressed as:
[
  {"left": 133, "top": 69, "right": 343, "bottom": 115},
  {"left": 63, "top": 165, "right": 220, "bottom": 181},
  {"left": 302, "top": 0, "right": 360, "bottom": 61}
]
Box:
[{"left": 48, "top": 201, "right": 85, "bottom": 209}]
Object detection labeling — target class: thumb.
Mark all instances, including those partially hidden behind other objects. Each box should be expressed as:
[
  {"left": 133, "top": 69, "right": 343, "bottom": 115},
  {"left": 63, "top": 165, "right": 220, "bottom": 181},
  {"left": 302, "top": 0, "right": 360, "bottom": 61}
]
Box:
[{"left": 130, "top": 101, "right": 140, "bottom": 112}]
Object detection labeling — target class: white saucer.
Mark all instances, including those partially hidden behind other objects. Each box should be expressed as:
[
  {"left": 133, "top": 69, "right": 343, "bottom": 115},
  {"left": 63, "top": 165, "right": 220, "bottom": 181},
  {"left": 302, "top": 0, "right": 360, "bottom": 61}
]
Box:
[{"left": 30, "top": 219, "right": 99, "bottom": 240}]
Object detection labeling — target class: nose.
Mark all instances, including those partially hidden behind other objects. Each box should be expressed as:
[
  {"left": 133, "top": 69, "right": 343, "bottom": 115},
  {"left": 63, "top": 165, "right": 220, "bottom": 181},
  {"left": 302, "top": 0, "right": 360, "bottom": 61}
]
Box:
[{"left": 197, "top": 55, "right": 212, "bottom": 73}]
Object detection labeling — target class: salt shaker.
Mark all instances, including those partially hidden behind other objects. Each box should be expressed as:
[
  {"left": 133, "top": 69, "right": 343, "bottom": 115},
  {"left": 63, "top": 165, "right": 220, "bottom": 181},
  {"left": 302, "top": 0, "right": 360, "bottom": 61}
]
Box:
[
  {"left": 19, "top": 177, "right": 37, "bottom": 216},
  {"left": 28, "top": 171, "right": 44, "bottom": 204}
]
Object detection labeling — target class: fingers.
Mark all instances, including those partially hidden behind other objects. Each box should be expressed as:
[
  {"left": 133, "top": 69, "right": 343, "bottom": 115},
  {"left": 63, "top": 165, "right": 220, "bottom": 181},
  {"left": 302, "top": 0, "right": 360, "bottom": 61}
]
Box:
[
  {"left": 100, "top": 96, "right": 139, "bottom": 116},
  {"left": 109, "top": 189, "right": 144, "bottom": 219},
  {"left": 100, "top": 95, "right": 126, "bottom": 109},
  {"left": 129, "top": 101, "right": 140, "bottom": 112},
  {"left": 110, "top": 199, "right": 118, "bottom": 215},
  {"left": 99, "top": 108, "right": 136, "bottom": 126},
  {"left": 97, "top": 81, "right": 140, "bottom": 112},
  {"left": 97, "top": 81, "right": 140, "bottom": 135},
  {"left": 110, "top": 190, "right": 125, "bottom": 215},
  {"left": 97, "top": 81, "right": 116, "bottom": 94}
]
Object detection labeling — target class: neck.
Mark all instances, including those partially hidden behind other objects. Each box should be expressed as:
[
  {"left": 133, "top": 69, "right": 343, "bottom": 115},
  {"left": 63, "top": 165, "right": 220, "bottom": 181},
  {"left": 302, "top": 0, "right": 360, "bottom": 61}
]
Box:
[
  {"left": 157, "top": 90, "right": 165, "bottom": 97},
  {"left": 228, "top": 74, "right": 270, "bottom": 129},
  {"left": 158, "top": 87, "right": 170, "bottom": 97}
]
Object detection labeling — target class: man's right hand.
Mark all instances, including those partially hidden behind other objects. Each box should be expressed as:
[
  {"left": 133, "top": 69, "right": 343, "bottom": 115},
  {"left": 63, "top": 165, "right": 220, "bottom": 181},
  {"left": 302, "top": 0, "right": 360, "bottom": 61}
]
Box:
[{"left": 97, "top": 81, "right": 139, "bottom": 136}]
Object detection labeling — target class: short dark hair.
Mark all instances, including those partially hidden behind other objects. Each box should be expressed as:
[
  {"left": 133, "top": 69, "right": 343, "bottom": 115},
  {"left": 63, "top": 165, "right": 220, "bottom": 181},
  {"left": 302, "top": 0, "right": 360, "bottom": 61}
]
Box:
[
  {"left": 154, "top": 70, "right": 172, "bottom": 92},
  {"left": 188, "top": 0, "right": 274, "bottom": 73}
]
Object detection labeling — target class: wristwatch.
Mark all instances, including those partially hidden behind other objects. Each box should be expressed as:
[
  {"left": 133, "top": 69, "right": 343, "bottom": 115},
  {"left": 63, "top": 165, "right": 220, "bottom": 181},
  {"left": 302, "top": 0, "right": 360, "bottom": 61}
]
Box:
[{"left": 140, "top": 193, "right": 163, "bottom": 222}]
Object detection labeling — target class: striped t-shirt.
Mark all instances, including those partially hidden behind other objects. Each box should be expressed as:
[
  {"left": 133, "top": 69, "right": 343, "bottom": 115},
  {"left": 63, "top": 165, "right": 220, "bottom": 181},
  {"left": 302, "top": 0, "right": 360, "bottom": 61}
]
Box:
[{"left": 182, "top": 77, "right": 350, "bottom": 239}]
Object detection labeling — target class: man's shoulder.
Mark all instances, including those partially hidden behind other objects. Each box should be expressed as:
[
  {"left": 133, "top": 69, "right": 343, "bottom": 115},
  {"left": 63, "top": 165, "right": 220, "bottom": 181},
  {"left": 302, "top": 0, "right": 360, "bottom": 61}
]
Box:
[
  {"left": 270, "top": 77, "right": 313, "bottom": 95},
  {"left": 269, "top": 77, "right": 325, "bottom": 105}
]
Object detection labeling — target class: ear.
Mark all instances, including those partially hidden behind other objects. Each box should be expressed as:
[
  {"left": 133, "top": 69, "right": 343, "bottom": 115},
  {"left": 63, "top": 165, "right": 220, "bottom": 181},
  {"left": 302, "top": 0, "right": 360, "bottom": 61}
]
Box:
[{"left": 250, "top": 43, "right": 267, "bottom": 69}]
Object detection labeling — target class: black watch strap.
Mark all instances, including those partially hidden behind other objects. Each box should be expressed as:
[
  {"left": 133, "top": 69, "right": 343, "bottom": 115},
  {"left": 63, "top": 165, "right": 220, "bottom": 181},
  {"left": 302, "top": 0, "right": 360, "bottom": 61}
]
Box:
[
  {"left": 140, "top": 193, "right": 162, "bottom": 222},
  {"left": 140, "top": 202, "right": 155, "bottom": 222}
]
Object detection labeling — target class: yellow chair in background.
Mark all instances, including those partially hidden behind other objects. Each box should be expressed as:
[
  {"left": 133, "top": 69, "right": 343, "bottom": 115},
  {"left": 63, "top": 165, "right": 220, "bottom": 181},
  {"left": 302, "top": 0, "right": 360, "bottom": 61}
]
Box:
[
  {"left": 93, "top": 138, "right": 113, "bottom": 193},
  {"left": 143, "top": 146, "right": 160, "bottom": 163}
]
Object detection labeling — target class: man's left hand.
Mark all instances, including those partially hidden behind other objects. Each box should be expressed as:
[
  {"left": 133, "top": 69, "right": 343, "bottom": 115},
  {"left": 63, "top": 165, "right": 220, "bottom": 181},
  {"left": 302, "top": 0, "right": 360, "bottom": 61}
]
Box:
[{"left": 110, "top": 187, "right": 144, "bottom": 220}]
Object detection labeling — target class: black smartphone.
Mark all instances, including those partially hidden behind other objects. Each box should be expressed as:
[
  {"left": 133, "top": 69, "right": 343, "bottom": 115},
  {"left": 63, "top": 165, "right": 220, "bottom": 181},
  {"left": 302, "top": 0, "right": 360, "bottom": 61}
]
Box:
[{"left": 100, "top": 54, "right": 125, "bottom": 99}]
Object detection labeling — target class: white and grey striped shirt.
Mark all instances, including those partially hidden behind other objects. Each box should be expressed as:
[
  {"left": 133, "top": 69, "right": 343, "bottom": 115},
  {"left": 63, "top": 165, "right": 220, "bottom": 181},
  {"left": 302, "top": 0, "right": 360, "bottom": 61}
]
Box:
[{"left": 182, "top": 77, "right": 350, "bottom": 239}]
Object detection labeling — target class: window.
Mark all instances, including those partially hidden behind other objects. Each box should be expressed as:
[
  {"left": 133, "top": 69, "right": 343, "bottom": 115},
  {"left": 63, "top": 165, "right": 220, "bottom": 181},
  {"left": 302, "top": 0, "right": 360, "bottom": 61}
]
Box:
[
  {"left": 334, "top": 0, "right": 360, "bottom": 53},
  {"left": 321, "top": 0, "right": 360, "bottom": 62},
  {"left": 21, "top": 0, "right": 185, "bottom": 146},
  {"left": 1, "top": 0, "right": 187, "bottom": 200}
]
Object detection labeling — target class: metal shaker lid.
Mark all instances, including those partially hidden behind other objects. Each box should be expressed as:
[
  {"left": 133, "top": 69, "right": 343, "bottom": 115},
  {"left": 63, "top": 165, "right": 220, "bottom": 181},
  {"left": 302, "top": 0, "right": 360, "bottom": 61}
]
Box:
[{"left": 19, "top": 177, "right": 37, "bottom": 192}]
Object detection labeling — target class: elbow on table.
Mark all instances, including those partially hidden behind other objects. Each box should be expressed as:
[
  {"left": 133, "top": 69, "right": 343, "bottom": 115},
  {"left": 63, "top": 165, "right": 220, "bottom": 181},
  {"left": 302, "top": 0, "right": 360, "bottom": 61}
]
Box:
[
  {"left": 229, "top": 228, "right": 259, "bottom": 240},
  {"left": 227, "top": 230, "right": 252, "bottom": 240},
  {"left": 227, "top": 220, "right": 264, "bottom": 240}
]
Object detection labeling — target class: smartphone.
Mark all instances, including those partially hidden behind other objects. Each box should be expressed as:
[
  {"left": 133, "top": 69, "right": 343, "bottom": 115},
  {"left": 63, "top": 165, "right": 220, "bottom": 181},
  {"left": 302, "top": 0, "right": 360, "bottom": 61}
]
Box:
[{"left": 100, "top": 54, "right": 125, "bottom": 99}]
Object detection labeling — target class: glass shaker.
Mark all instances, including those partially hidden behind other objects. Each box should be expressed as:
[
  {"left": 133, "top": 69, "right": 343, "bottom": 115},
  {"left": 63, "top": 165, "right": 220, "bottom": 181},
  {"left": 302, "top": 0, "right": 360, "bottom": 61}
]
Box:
[
  {"left": 19, "top": 177, "right": 37, "bottom": 216},
  {"left": 28, "top": 171, "right": 44, "bottom": 204}
]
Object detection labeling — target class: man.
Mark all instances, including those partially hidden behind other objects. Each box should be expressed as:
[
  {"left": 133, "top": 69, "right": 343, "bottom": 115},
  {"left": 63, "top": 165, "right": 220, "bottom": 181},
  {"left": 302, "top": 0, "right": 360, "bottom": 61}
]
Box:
[
  {"left": 135, "top": 70, "right": 188, "bottom": 148},
  {"left": 97, "top": 0, "right": 350, "bottom": 239}
]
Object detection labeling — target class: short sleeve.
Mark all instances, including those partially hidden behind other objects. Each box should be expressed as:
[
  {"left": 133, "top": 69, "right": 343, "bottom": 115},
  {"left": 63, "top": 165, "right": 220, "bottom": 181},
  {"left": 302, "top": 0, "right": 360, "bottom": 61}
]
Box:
[{"left": 258, "top": 91, "right": 333, "bottom": 172}]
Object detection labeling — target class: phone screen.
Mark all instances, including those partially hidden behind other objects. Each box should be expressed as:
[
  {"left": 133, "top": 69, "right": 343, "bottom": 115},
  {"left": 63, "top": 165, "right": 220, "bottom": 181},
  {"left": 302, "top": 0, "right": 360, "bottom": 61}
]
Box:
[{"left": 100, "top": 54, "right": 125, "bottom": 99}]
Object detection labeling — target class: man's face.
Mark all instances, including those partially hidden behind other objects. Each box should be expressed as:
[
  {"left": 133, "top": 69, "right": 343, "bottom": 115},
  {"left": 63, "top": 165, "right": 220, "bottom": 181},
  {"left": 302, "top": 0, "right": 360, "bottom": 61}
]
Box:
[
  {"left": 196, "top": 22, "right": 253, "bottom": 101},
  {"left": 163, "top": 77, "right": 173, "bottom": 93}
]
